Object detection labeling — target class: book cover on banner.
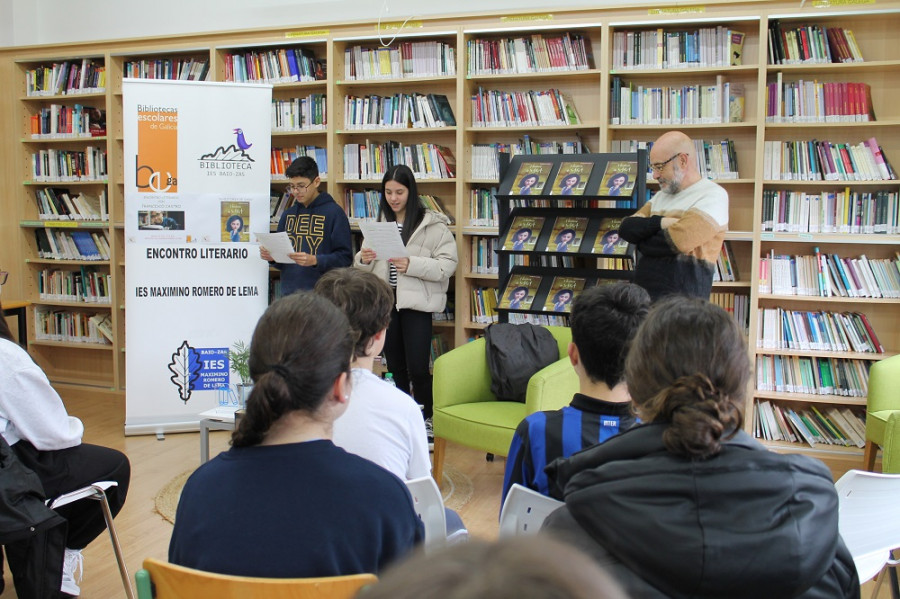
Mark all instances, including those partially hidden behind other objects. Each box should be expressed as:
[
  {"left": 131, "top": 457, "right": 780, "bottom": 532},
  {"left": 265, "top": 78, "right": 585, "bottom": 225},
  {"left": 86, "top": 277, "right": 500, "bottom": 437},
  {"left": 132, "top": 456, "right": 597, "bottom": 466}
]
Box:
[
  {"left": 221, "top": 200, "right": 251, "bottom": 242},
  {"left": 502, "top": 215, "right": 545, "bottom": 251},
  {"left": 548, "top": 161, "right": 594, "bottom": 195},
  {"left": 499, "top": 273, "right": 542, "bottom": 310},
  {"left": 598, "top": 160, "right": 638, "bottom": 196},
  {"left": 592, "top": 217, "right": 630, "bottom": 255},
  {"left": 511, "top": 161, "right": 554, "bottom": 195},
  {"left": 543, "top": 276, "right": 585, "bottom": 313},
  {"left": 544, "top": 216, "right": 588, "bottom": 253}
]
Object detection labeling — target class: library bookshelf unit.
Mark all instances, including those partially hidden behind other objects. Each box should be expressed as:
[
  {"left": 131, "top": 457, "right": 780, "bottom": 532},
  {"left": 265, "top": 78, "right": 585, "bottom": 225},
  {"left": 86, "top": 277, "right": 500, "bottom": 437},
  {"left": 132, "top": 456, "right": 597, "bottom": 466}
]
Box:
[{"left": 2, "top": 0, "right": 898, "bottom": 462}]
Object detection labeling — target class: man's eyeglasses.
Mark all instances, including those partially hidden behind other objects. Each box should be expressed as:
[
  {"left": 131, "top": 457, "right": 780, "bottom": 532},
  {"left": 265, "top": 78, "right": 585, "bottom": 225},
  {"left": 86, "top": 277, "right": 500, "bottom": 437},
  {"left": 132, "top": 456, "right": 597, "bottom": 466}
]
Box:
[
  {"left": 287, "top": 181, "right": 314, "bottom": 192},
  {"left": 0, "top": 271, "right": 7, "bottom": 285},
  {"left": 650, "top": 153, "right": 683, "bottom": 172}
]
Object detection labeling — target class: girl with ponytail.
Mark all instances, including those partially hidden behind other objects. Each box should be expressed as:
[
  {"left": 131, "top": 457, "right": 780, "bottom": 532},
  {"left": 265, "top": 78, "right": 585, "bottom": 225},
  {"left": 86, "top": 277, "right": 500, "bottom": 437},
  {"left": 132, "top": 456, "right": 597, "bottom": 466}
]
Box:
[
  {"left": 169, "top": 292, "right": 423, "bottom": 578},
  {"left": 543, "top": 296, "right": 859, "bottom": 599}
]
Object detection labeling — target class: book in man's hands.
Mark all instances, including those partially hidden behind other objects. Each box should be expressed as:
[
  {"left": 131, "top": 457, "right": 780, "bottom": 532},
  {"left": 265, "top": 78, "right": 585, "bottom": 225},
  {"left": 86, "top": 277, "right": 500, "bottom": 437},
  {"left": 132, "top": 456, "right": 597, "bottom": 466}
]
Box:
[
  {"left": 543, "top": 276, "right": 586, "bottom": 313},
  {"left": 543, "top": 216, "right": 588, "bottom": 253},
  {"left": 548, "top": 161, "right": 594, "bottom": 196},
  {"left": 502, "top": 215, "right": 545, "bottom": 251},
  {"left": 499, "top": 273, "right": 542, "bottom": 310}
]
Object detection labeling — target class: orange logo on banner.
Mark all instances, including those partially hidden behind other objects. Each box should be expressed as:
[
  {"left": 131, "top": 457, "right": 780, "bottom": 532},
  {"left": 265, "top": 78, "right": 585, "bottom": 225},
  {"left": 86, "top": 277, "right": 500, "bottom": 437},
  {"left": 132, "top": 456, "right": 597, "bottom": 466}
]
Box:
[{"left": 136, "top": 108, "right": 178, "bottom": 193}]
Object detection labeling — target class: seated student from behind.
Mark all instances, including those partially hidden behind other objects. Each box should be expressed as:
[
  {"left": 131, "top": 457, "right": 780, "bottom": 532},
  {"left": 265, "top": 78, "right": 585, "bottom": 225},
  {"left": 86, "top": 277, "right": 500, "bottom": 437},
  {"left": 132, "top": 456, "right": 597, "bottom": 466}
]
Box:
[
  {"left": 168, "top": 292, "right": 423, "bottom": 577},
  {"left": 314, "top": 268, "right": 430, "bottom": 481},
  {"left": 502, "top": 282, "right": 650, "bottom": 503}
]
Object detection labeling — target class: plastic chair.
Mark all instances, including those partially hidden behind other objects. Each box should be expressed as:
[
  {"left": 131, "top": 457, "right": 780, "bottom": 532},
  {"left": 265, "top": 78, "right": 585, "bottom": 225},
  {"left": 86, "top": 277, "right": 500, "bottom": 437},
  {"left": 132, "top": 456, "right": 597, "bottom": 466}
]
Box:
[
  {"left": 48, "top": 481, "right": 134, "bottom": 599},
  {"left": 134, "top": 558, "right": 377, "bottom": 599},
  {"left": 863, "top": 354, "right": 900, "bottom": 471},
  {"left": 498, "top": 483, "right": 564, "bottom": 538},
  {"left": 405, "top": 476, "right": 447, "bottom": 552},
  {"left": 835, "top": 469, "right": 900, "bottom": 597},
  {"left": 432, "top": 326, "right": 577, "bottom": 489}
]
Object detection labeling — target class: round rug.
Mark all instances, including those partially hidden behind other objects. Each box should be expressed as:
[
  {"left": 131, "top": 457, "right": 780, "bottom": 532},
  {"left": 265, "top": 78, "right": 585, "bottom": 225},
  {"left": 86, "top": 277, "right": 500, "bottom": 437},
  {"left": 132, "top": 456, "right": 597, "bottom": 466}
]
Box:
[{"left": 155, "top": 464, "right": 473, "bottom": 524}]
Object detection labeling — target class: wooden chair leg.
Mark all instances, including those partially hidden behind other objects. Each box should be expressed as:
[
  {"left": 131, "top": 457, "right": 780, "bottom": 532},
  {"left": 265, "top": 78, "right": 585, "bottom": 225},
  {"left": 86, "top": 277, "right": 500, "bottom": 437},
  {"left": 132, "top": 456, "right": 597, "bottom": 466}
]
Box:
[
  {"left": 432, "top": 437, "right": 447, "bottom": 490},
  {"left": 864, "top": 441, "right": 879, "bottom": 471}
]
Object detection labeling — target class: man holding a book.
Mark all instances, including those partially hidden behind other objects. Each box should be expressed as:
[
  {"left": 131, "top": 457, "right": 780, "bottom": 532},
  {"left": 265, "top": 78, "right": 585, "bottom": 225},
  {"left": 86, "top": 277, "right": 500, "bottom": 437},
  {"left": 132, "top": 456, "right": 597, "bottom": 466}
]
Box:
[{"left": 620, "top": 131, "right": 729, "bottom": 301}]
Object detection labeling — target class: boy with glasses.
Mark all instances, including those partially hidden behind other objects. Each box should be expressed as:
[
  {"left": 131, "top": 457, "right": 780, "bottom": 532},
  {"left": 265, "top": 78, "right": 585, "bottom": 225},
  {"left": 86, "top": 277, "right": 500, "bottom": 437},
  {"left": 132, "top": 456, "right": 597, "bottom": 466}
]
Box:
[
  {"left": 619, "top": 131, "right": 729, "bottom": 301},
  {"left": 260, "top": 156, "right": 352, "bottom": 294}
]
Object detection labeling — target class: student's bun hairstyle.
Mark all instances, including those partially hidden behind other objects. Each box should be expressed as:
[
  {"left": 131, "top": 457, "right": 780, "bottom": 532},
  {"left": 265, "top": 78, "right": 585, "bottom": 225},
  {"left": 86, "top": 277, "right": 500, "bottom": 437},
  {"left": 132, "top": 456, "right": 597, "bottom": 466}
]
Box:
[
  {"left": 624, "top": 296, "right": 750, "bottom": 459},
  {"left": 232, "top": 292, "right": 353, "bottom": 447}
]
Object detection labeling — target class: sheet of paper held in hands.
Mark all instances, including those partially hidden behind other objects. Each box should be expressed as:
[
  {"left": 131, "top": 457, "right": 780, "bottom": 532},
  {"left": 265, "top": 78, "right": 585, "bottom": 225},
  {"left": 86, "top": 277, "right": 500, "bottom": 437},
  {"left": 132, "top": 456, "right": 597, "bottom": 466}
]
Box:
[
  {"left": 254, "top": 232, "right": 296, "bottom": 264},
  {"left": 358, "top": 221, "right": 410, "bottom": 258}
]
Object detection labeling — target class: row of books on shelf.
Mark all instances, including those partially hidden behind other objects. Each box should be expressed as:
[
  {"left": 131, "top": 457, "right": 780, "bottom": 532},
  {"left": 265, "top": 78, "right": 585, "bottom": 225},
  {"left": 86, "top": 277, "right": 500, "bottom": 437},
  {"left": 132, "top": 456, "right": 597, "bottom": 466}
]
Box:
[
  {"left": 761, "top": 189, "right": 898, "bottom": 234},
  {"left": 767, "top": 21, "right": 862, "bottom": 65},
  {"left": 470, "top": 237, "right": 500, "bottom": 275},
  {"left": 342, "top": 93, "right": 455, "bottom": 130},
  {"left": 758, "top": 308, "right": 884, "bottom": 354},
  {"left": 432, "top": 300, "right": 455, "bottom": 323},
  {"left": 344, "top": 190, "right": 453, "bottom": 223},
  {"left": 611, "top": 26, "right": 744, "bottom": 70},
  {"left": 25, "top": 59, "right": 106, "bottom": 97},
  {"left": 34, "top": 229, "right": 111, "bottom": 261},
  {"left": 507, "top": 254, "right": 590, "bottom": 269},
  {"left": 343, "top": 41, "right": 456, "bottom": 81},
  {"left": 123, "top": 57, "right": 209, "bottom": 81},
  {"left": 29, "top": 105, "right": 106, "bottom": 138},
  {"left": 468, "top": 187, "right": 499, "bottom": 227},
  {"left": 753, "top": 401, "right": 867, "bottom": 449},
  {"left": 765, "top": 79, "right": 873, "bottom": 123},
  {"left": 712, "top": 241, "right": 739, "bottom": 282},
  {"left": 428, "top": 334, "right": 449, "bottom": 370},
  {"left": 507, "top": 313, "right": 570, "bottom": 326},
  {"left": 224, "top": 47, "right": 325, "bottom": 84},
  {"left": 32, "top": 188, "right": 107, "bottom": 221},
  {"left": 756, "top": 354, "right": 870, "bottom": 398},
  {"left": 609, "top": 77, "right": 744, "bottom": 125},
  {"left": 471, "top": 87, "right": 580, "bottom": 128},
  {"left": 272, "top": 94, "right": 326, "bottom": 132},
  {"left": 762, "top": 138, "right": 895, "bottom": 182},
  {"left": 30, "top": 147, "right": 108, "bottom": 182},
  {"left": 466, "top": 32, "right": 593, "bottom": 75},
  {"left": 709, "top": 292, "right": 750, "bottom": 336},
  {"left": 501, "top": 215, "right": 633, "bottom": 256},
  {"left": 759, "top": 251, "right": 900, "bottom": 299},
  {"left": 612, "top": 139, "right": 738, "bottom": 182},
  {"left": 33, "top": 308, "right": 112, "bottom": 344},
  {"left": 470, "top": 139, "right": 591, "bottom": 181},
  {"left": 38, "top": 267, "right": 111, "bottom": 304},
  {"left": 471, "top": 286, "right": 499, "bottom": 324},
  {"left": 342, "top": 141, "right": 456, "bottom": 181},
  {"left": 270, "top": 145, "right": 328, "bottom": 179}
]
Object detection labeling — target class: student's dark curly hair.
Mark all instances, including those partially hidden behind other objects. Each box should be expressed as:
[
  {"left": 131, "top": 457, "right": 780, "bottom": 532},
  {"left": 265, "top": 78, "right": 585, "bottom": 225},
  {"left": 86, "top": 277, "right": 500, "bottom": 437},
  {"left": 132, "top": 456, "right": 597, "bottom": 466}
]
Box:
[
  {"left": 314, "top": 268, "right": 392, "bottom": 359},
  {"left": 231, "top": 292, "right": 353, "bottom": 448},
  {"left": 625, "top": 296, "right": 750, "bottom": 459}
]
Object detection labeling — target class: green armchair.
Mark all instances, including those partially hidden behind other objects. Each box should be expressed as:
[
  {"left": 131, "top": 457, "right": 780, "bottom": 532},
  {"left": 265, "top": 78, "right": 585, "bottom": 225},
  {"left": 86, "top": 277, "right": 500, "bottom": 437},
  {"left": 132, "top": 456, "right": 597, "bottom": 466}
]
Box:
[
  {"left": 864, "top": 354, "right": 900, "bottom": 471},
  {"left": 431, "top": 326, "right": 577, "bottom": 488}
]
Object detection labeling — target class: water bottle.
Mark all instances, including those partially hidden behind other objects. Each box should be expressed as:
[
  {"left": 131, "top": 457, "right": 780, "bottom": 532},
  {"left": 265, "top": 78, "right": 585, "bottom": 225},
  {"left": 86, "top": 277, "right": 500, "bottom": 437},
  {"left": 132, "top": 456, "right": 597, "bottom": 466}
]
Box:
[{"left": 384, "top": 372, "right": 396, "bottom": 386}]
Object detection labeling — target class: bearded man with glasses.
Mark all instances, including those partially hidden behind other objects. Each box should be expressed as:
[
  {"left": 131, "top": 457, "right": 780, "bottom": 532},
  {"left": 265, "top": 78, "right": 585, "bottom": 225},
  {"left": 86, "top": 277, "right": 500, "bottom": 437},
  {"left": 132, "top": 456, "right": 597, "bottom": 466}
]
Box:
[
  {"left": 260, "top": 156, "right": 352, "bottom": 294},
  {"left": 619, "top": 131, "right": 729, "bottom": 301}
]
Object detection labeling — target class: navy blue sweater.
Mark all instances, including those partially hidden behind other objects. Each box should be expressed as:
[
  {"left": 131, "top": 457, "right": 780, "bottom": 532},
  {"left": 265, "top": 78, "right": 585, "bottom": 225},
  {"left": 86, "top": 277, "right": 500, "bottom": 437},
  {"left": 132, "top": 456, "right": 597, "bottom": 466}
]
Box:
[
  {"left": 276, "top": 192, "right": 352, "bottom": 294},
  {"left": 169, "top": 440, "right": 423, "bottom": 577}
]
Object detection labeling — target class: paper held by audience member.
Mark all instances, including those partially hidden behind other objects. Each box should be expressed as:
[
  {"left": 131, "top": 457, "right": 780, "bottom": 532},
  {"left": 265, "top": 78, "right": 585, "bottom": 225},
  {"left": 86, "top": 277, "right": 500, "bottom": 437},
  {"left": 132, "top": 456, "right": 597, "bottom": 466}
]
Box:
[
  {"left": 358, "top": 221, "right": 410, "bottom": 258},
  {"left": 254, "top": 232, "right": 296, "bottom": 264}
]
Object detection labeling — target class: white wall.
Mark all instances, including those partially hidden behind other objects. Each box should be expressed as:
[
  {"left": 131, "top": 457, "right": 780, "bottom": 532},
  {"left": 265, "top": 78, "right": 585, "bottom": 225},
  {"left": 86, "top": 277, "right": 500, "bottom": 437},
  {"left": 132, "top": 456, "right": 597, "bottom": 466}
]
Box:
[{"left": 2, "top": 0, "right": 641, "bottom": 48}]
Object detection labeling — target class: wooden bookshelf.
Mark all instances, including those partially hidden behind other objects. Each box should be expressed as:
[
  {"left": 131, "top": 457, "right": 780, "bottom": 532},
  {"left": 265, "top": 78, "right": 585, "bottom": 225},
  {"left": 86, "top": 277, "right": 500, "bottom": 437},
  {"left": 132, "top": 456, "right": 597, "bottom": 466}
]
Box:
[{"left": 2, "top": 0, "right": 899, "bottom": 459}]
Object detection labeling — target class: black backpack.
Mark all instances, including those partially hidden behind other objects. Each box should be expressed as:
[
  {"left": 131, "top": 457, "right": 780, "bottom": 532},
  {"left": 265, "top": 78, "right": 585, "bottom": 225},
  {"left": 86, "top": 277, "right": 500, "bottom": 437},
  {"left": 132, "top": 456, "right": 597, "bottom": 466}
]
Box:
[{"left": 484, "top": 323, "right": 560, "bottom": 402}]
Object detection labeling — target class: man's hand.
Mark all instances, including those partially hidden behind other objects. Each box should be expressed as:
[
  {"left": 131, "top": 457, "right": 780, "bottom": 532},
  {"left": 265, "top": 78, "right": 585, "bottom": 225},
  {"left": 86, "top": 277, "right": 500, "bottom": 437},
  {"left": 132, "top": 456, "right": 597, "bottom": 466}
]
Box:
[{"left": 660, "top": 217, "right": 678, "bottom": 229}]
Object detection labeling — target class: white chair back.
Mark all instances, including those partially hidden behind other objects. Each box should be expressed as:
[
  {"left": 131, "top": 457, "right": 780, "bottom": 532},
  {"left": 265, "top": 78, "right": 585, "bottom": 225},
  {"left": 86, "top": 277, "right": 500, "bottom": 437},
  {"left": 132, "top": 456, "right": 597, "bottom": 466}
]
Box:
[
  {"left": 499, "top": 484, "right": 563, "bottom": 538},
  {"left": 405, "top": 476, "right": 447, "bottom": 552},
  {"left": 834, "top": 469, "right": 900, "bottom": 586}
]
